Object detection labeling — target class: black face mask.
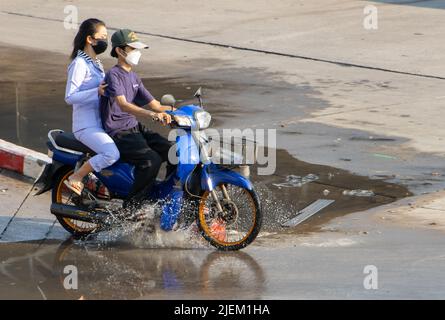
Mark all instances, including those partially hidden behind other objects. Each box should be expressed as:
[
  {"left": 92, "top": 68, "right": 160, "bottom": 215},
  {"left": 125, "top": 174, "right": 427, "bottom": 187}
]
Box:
[{"left": 92, "top": 39, "right": 108, "bottom": 55}]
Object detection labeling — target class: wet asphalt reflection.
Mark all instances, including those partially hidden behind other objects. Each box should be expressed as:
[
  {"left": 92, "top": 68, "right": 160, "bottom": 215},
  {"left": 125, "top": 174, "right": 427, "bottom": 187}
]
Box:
[{"left": 0, "top": 240, "right": 265, "bottom": 299}]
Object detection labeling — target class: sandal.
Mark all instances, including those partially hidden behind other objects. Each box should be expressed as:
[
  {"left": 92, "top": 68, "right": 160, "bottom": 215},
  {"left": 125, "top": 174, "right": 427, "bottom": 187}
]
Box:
[{"left": 63, "top": 177, "right": 84, "bottom": 196}]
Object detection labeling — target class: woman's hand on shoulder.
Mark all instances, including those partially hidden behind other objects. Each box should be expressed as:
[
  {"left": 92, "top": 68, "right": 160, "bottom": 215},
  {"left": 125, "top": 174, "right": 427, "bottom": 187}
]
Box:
[{"left": 98, "top": 82, "right": 108, "bottom": 96}]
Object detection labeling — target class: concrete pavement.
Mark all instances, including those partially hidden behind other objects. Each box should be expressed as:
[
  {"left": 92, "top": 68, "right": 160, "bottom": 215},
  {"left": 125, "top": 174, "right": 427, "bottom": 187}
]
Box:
[
  {"left": 0, "top": 169, "right": 67, "bottom": 243},
  {"left": 2, "top": 0, "right": 445, "bottom": 76}
]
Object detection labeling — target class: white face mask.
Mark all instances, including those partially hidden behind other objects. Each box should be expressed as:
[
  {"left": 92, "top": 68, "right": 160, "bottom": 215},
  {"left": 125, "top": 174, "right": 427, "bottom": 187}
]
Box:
[{"left": 124, "top": 49, "right": 141, "bottom": 66}]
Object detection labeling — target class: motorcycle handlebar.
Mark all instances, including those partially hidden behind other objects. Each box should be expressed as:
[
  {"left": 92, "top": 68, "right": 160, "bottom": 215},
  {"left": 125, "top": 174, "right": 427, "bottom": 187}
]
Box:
[{"left": 151, "top": 113, "right": 178, "bottom": 128}]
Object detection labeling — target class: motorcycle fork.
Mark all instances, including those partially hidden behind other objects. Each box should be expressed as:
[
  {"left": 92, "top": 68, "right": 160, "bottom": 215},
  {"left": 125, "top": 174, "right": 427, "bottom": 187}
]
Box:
[
  {"left": 193, "top": 131, "right": 231, "bottom": 213},
  {"left": 210, "top": 184, "right": 230, "bottom": 214},
  {"left": 220, "top": 184, "right": 231, "bottom": 201}
]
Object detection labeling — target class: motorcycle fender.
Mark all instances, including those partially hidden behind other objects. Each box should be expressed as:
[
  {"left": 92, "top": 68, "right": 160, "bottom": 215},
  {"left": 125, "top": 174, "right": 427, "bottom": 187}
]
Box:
[
  {"left": 201, "top": 166, "right": 254, "bottom": 191},
  {"left": 34, "top": 161, "right": 66, "bottom": 195}
]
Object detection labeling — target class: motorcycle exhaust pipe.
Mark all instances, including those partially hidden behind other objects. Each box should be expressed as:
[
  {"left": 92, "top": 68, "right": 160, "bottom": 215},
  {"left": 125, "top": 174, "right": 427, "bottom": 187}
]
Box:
[{"left": 50, "top": 203, "right": 108, "bottom": 223}]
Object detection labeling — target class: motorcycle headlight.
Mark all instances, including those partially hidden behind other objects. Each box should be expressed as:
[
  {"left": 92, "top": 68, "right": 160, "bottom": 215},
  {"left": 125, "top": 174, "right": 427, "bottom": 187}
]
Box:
[
  {"left": 173, "top": 115, "right": 192, "bottom": 127},
  {"left": 195, "top": 111, "right": 212, "bottom": 129}
]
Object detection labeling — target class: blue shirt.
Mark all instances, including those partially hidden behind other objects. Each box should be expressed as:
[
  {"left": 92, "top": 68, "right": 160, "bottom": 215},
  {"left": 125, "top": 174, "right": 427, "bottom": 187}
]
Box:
[
  {"left": 100, "top": 65, "right": 154, "bottom": 137},
  {"left": 65, "top": 50, "right": 105, "bottom": 133}
]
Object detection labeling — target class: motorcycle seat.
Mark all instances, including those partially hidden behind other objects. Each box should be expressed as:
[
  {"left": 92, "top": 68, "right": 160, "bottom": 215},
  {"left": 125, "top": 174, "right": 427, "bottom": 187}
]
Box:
[{"left": 54, "top": 132, "right": 95, "bottom": 155}]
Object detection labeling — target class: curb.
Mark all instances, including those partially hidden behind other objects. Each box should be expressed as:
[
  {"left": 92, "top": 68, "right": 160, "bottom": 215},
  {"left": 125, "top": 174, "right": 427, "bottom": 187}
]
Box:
[{"left": 0, "top": 139, "right": 51, "bottom": 180}]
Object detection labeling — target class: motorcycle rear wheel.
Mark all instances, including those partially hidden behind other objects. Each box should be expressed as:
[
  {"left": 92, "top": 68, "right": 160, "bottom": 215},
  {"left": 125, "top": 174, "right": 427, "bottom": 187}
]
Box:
[{"left": 52, "top": 168, "right": 99, "bottom": 238}]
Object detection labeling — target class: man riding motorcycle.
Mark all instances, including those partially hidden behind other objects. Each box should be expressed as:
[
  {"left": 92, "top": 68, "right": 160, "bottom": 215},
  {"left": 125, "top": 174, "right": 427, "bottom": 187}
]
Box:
[{"left": 100, "top": 29, "right": 176, "bottom": 210}]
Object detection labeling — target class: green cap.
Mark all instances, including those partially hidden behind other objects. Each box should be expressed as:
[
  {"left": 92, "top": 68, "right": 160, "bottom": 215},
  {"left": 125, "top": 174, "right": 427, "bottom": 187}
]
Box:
[{"left": 111, "top": 29, "right": 149, "bottom": 50}]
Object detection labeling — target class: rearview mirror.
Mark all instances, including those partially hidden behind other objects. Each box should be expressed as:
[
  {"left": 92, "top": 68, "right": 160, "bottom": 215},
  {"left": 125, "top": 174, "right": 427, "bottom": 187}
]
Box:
[
  {"left": 194, "top": 87, "right": 202, "bottom": 98},
  {"left": 160, "top": 94, "right": 176, "bottom": 107}
]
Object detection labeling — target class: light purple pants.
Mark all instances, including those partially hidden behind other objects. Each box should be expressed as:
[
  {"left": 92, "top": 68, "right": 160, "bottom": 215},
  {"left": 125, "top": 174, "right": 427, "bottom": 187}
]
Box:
[{"left": 74, "top": 127, "right": 120, "bottom": 172}]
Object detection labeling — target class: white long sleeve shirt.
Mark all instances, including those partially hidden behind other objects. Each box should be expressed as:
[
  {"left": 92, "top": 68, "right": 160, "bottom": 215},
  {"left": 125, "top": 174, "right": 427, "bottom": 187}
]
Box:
[{"left": 65, "top": 50, "right": 105, "bottom": 133}]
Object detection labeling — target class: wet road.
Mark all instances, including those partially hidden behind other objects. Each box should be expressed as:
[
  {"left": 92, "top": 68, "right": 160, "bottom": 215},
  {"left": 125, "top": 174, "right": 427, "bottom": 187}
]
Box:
[
  {"left": 1, "top": 225, "right": 445, "bottom": 300},
  {"left": 1, "top": 168, "right": 445, "bottom": 299}
]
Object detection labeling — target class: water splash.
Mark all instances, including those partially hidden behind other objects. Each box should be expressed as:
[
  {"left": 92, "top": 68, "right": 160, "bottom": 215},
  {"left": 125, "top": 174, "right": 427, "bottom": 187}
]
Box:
[
  {"left": 253, "top": 183, "right": 297, "bottom": 231},
  {"left": 81, "top": 201, "right": 211, "bottom": 249}
]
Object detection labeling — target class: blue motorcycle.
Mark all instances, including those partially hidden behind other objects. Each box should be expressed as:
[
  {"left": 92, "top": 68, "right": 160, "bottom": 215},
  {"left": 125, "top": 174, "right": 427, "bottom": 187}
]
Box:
[{"left": 35, "top": 89, "right": 262, "bottom": 251}]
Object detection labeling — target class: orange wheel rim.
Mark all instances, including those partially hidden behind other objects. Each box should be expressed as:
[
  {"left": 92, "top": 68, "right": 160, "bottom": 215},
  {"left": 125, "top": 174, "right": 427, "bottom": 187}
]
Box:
[
  {"left": 198, "top": 186, "right": 257, "bottom": 247},
  {"left": 56, "top": 170, "right": 97, "bottom": 233}
]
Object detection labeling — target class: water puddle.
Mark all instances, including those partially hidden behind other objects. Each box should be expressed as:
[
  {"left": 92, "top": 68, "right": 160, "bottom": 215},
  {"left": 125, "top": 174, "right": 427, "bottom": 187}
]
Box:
[
  {"left": 249, "top": 149, "right": 411, "bottom": 233},
  {"left": 0, "top": 240, "right": 265, "bottom": 299}
]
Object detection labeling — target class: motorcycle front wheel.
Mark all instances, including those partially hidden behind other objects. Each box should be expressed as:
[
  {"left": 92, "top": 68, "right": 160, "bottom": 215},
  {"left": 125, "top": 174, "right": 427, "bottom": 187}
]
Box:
[{"left": 195, "top": 183, "right": 262, "bottom": 251}]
